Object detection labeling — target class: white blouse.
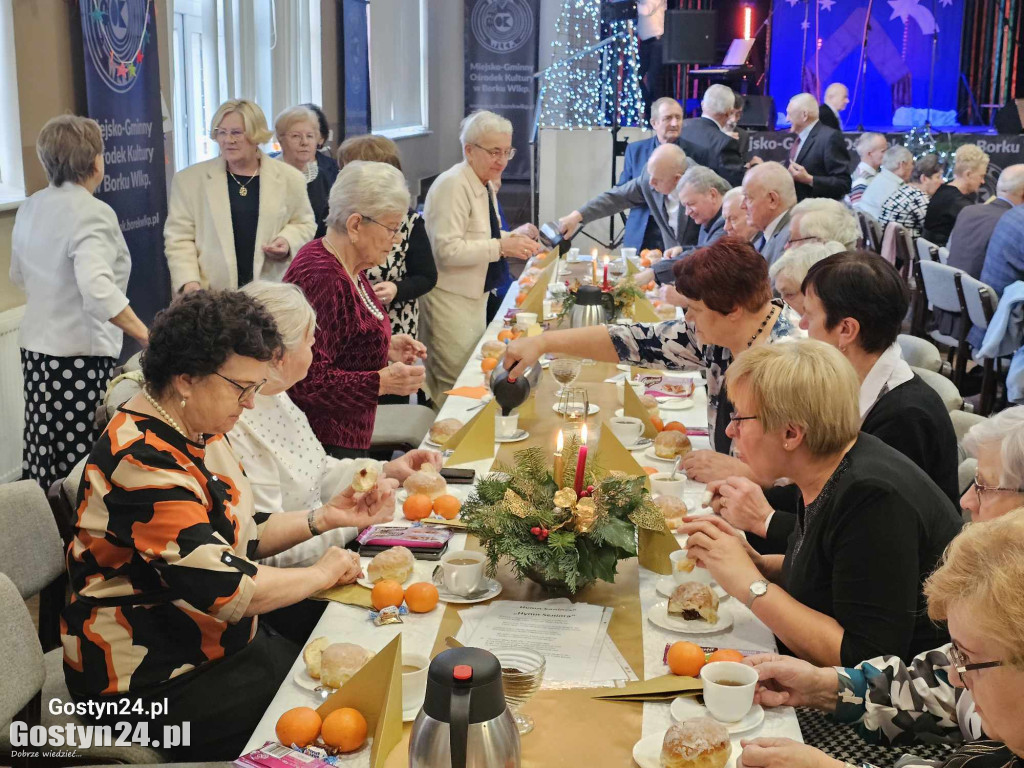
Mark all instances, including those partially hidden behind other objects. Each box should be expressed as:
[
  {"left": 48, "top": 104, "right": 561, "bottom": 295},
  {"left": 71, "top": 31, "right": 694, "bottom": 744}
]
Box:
[{"left": 229, "top": 391, "right": 383, "bottom": 567}]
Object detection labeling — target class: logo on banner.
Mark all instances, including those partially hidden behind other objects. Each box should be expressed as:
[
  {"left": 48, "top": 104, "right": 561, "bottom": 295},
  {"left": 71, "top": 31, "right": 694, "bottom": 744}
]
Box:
[
  {"left": 471, "top": 0, "right": 534, "bottom": 54},
  {"left": 82, "top": 0, "right": 151, "bottom": 93}
]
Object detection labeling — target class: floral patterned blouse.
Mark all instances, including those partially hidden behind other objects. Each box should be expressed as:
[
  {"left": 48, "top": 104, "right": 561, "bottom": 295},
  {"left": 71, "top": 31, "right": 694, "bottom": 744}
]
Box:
[{"left": 607, "top": 299, "right": 803, "bottom": 453}]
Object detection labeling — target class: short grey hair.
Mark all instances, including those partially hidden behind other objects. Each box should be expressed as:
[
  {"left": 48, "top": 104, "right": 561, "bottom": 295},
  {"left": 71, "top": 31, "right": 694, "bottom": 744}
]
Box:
[
  {"left": 459, "top": 110, "right": 513, "bottom": 147},
  {"left": 856, "top": 132, "right": 887, "bottom": 155},
  {"left": 769, "top": 240, "right": 845, "bottom": 284},
  {"left": 746, "top": 161, "right": 798, "bottom": 208},
  {"left": 702, "top": 84, "right": 735, "bottom": 117},
  {"left": 791, "top": 198, "right": 860, "bottom": 249},
  {"left": 963, "top": 406, "right": 1024, "bottom": 490},
  {"left": 788, "top": 93, "right": 820, "bottom": 120},
  {"left": 36, "top": 115, "right": 103, "bottom": 186},
  {"left": 274, "top": 106, "right": 319, "bottom": 142},
  {"left": 326, "top": 160, "right": 410, "bottom": 231},
  {"left": 722, "top": 187, "right": 744, "bottom": 207},
  {"left": 680, "top": 165, "right": 731, "bottom": 196},
  {"left": 242, "top": 281, "right": 316, "bottom": 349},
  {"left": 996, "top": 164, "right": 1024, "bottom": 198},
  {"left": 881, "top": 145, "right": 913, "bottom": 171}
]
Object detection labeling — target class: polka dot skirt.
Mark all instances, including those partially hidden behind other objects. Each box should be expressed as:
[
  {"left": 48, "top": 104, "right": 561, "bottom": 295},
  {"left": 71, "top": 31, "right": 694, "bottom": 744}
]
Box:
[{"left": 20, "top": 350, "right": 116, "bottom": 489}]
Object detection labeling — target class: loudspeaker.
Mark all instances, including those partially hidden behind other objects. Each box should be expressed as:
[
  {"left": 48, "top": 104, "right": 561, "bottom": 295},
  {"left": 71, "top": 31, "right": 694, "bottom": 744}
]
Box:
[
  {"left": 738, "top": 95, "right": 776, "bottom": 131},
  {"left": 663, "top": 10, "right": 717, "bottom": 65},
  {"left": 600, "top": 0, "right": 637, "bottom": 23},
  {"left": 993, "top": 99, "right": 1024, "bottom": 134}
]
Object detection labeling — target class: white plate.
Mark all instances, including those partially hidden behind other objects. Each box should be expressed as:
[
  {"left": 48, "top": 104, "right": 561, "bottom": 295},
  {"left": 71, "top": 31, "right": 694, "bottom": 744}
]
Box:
[
  {"left": 647, "top": 601, "right": 734, "bottom": 635},
  {"left": 670, "top": 697, "right": 764, "bottom": 735},
  {"left": 437, "top": 577, "right": 503, "bottom": 604},
  {"left": 657, "top": 397, "right": 696, "bottom": 411},
  {"left": 293, "top": 667, "right": 324, "bottom": 692},
  {"left": 626, "top": 437, "right": 653, "bottom": 451},
  {"left": 633, "top": 730, "right": 740, "bottom": 768},
  {"left": 551, "top": 403, "right": 600, "bottom": 416},
  {"left": 403, "top": 704, "right": 422, "bottom": 723},
  {"left": 616, "top": 364, "right": 632, "bottom": 372},
  {"left": 656, "top": 576, "right": 729, "bottom": 601},
  {"left": 356, "top": 572, "right": 414, "bottom": 590},
  {"left": 495, "top": 429, "right": 530, "bottom": 444},
  {"left": 644, "top": 447, "right": 678, "bottom": 463}
]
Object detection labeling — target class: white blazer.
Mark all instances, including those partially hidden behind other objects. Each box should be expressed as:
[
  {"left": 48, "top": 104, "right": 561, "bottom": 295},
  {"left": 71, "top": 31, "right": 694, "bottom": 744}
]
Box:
[
  {"left": 423, "top": 161, "right": 507, "bottom": 299},
  {"left": 164, "top": 152, "right": 316, "bottom": 291}
]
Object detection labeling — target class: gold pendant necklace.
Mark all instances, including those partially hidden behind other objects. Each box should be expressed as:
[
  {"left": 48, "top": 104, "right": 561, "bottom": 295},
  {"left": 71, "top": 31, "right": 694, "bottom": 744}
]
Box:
[{"left": 228, "top": 161, "right": 259, "bottom": 197}]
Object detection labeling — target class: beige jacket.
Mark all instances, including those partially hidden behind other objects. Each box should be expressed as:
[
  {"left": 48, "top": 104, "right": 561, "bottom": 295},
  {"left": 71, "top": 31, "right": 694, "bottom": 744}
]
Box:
[
  {"left": 423, "top": 161, "right": 507, "bottom": 299},
  {"left": 164, "top": 153, "right": 315, "bottom": 291}
]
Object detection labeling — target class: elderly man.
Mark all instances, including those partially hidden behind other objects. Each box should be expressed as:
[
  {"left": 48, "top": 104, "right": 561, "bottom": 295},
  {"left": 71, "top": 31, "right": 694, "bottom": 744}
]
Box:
[
  {"left": 559, "top": 143, "right": 696, "bottom": 251},
  {"left": 784, "top": 93, "right": 852, "bottom": 201},
  {"left": 721, "top": 187, "right": 758, "bottom": 242},
  {"left": 819, "top": 82, "right": 849, "bottom": 130},
  {"left": 742, "top": 161, "right": 798, "bottom": 266},
  {"left": 618, "top": 96, "right": 685, "bottom": 251},
  {"left": 848, "top": 132, "right": 889, "bottom": 204},
  {"left": 679, "top": 84, "right": 746, "bottom": 186},
  {"left": 788, "top": 197, "right": 861, "bottom": 250},
  {"left": 854, "top": 145, "right": 913, "bottom": 220},
  {"left": 948, "top": 164, "right": 1024, "bottom": 280}
]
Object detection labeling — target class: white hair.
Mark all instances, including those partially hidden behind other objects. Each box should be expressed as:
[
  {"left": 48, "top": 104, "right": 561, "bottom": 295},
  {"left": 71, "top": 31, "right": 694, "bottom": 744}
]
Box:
[
  {"left": 702, "top": 84, "right": 736, "bottom": 118},
  {"left": 326, "top": 160, "right": 410, "bottom": 231},
  {"left": 241, "top": 281, "right": 316, "bottom": 349},
  {"left": 746, "top": 161, "right": 798, "bottom": 208},
  {"left": 963, "top": 406, "right": 1024, "bottom": 490},
  {"left": 274, "top": 106, "right": 319, "bottom": 142},
  {"left": 680, "top": 165, "right": 731, "bottom": 195},
  {"left": 791, "top": 198, "right": 860, "bottom": 249},
  {"left": 459, "top": 110, "right": 513, "bottom": 147},
  {"left": 769, "top": 240, "right": 845, "bottom": 284},
  {"left": 722, "top": 187, "right": 744, "bottom": 207},
  {"left": 881, "top": 145, "right": 913, "bottom": 171},
  {"left": 856, "top": 132, "right": 887, "bottom": 155},
  {"left": 824, "top": 83, "right": 848, "bottom": 100},
  {"left": 788, "top": 93, "right": 820, "bottom": 120},
  {"left": 996, "top": 164, "right": 1024, "bottom": 198}
]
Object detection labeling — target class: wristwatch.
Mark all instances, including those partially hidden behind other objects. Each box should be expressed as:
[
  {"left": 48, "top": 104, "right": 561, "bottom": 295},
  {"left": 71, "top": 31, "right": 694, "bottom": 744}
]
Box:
[{"left": 746, "top": 579, "right": 769, "bottom": 609}]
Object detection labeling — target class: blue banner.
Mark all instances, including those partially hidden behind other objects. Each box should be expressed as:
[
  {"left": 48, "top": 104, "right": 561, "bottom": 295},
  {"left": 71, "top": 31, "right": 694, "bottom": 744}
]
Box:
[
  {"left": 78, "top": 0, "right": 169, "bottom": 333},
  {"left": 768, "top": 0, "right": 965, "bottom": 129},
  {"left": 342, "top": 0, "right": 371, "bottom": 137}
]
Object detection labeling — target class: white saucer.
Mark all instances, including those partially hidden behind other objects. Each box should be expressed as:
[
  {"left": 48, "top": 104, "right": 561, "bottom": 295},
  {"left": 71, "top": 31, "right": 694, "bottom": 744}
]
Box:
[
  {"left": 552, "top": 403, "right": 600, "bottom": 416},
  {"left": 403, "top": 703, "right": 422, "bottom": 723},
  {"left": 626, "top": 437, "right": 654, "bottom": 451},
  {"left": 437, "top": 577, "right": 502, "bottom": 604},
  {"left": 670, "top": 697, "right": 765, "bottom": 735},
  {"left": 495, "top": 429, "right": 530, "bottom": 444},
  {"left": 616, "top": 364, "right": 632, "bottom": 372},
  {"left": 647, "top": 601, "right": 734, "bottom": 635},
  {"left": 656, "top": 576, "right": 729, "bottom": 601},
  {"left": 657, "top": 398, "right": 696, "bottom": 411},
  {"left": 293, "top": 667, "right": 327, "bottom": 692},
  {"left": 633, "top": 730, "right": 740, "bottom": 768},
  {"left": 558, "top": 267, "right": 572, "bottom": 276},
  {"left": 356, "top": 572, "right": 414, "bottom": 590},
  {"left": 644, "top": 447, "right": 677, "bottom": 463}
]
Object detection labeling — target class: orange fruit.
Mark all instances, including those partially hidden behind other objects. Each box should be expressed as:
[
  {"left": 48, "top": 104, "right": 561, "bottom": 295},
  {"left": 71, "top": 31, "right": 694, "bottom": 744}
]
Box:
[
  {"left": 667, "top": 641, "right": 707, "bottom": 677},
  {"left": 663, "top": 421, "right": 687, "bottom": 434},
  {"left": 433, "top": 494, "right": 462, "bottom": 520},
  {"left": 405, "top": 582, "right": 440, "bottom": 613},
  {"left": 515, "top": 293, "right": 526, "bottom": 306},
  {"left": 320, "top": 707, "right": 367, "bottom": 753},
  {"left": 403, "top": 493, "right": 433, "bottom": 521},
  {"left": 640, "top": 255, "right": 652, "bottom": 267},
  {"left": 708, "top": 648, "right": 745, "bottom": 664},
  {"left": 643, "top": 466, "right": 659, "bottom": 476},
  {"left": 645, "top": 281, "right": 656, "bottom": 291},
  {"left": 371, "top": 579, "right": 405, "bottom": 610},
  {"left": 275, "top": 706, "right": 322, "bottom": 748},
  {"left": 497, "top": 329, "right": 514, "bottom": 342},
  {"left": 481, "top": 357, "right": 498, "bottom": 372},
  {"left": 650, "top": 416, "right": 664, "bottom": 432}
]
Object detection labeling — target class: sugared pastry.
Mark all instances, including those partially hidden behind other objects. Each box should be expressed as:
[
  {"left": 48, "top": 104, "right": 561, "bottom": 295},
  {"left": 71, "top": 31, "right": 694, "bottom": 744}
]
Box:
[
  {"left": 366, "top": 545, "right": 415, "bottom": 584},
  {"left": 403, "top": 463, "right": 448, "bottom": 499},
  {"left": 660, "top": 718, "right": 730, "bottom": 768},
  {"left": 654, "top": 430, "right": 693, "bottom": 460},
  {"left": 668, "top": 582, "right": 719, "bottom": 624}
]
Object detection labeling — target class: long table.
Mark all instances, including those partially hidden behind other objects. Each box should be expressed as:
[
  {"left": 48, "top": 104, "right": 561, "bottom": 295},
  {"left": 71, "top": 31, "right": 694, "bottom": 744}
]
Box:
[{"left": 244, "top": 266, "right": 802, "bottom": 766}]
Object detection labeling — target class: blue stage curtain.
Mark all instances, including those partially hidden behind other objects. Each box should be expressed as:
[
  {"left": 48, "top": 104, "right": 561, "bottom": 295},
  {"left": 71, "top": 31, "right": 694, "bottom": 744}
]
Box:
[{"left": 341, "top": 0, "right": 371, "bottom": 137}]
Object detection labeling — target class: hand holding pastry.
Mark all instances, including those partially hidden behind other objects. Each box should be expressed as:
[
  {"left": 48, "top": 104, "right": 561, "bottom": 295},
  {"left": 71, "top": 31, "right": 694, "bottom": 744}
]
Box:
[
  {"left": 384, "top": 449, "right": 443, "bottom": 482},
  {"left": 323, "top": 476, "right": 397, "bottom": 530},
  {"left": 678, "top": 515, "right": 761, "bottom": 599},
  {"left": 313, "top": 546, "right": 363, "bottom": 589},
  {"left": 680, "top": 450, "right": 752, "bottom": 484},
  {"left": 706, "top": 476, "right": 775, "bottom": 538}
]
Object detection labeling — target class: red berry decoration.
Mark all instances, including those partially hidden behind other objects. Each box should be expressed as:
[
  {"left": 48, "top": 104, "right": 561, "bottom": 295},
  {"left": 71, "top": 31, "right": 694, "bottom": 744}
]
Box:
[{"left": 530, "top": 526, "right": 541, "bottom": 535}]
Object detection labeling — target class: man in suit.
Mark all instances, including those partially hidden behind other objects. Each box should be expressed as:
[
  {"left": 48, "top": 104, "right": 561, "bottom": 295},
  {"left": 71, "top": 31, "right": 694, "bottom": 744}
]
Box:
[
  {"left": 742, "top": 161, "right": 798, "bottom": 267},
  {"left": 784, "top": 93, "right": 852, "bottom": 201},
  {"left": 970, "top": 202, "right": 1024, "bottom": 349},
  {"left": 559, "top": 144, "right": 696, "bottom": 251},
  {"left": 949, "top": 164, "right": 1024, "bottom": 279},
  {"left": 819, "top": 83, "right": 849, "bottom": 131},
  {"left": 618, "top": 97, "right": 685, "bottom": 251},
  {"left": 679, "top": 84, "right": 746, "bottom": 187}
]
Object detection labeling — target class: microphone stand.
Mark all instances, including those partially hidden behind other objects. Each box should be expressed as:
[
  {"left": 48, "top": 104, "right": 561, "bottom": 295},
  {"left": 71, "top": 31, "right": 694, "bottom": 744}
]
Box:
[
  {"left": 925, "top": 0, "right": 938, "bottom": 128},
  {"left": 854, "top": 0, "right": 875, "bottom": 131}
]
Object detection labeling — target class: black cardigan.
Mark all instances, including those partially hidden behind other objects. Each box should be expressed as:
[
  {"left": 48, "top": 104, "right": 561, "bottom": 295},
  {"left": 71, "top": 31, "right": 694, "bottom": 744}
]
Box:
[
  {"left": 392, "top": 214, "right": 437, "bottom": 305},
  {"left": 923, "top": 184, "right": 974, "bottom": 246}
]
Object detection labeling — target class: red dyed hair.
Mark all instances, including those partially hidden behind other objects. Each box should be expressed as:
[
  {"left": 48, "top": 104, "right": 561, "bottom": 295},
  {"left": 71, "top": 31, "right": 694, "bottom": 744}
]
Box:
[{"left": 673, "top": 236, "right": 771, "bottom": 314}]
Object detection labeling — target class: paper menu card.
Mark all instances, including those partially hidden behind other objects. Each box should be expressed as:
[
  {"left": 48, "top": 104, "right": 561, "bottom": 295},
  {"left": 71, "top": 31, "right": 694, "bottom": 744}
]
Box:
[
  {"left": 443, "top": 399, "right": 498, "bottom": 466},
  {"left": 622, "top": 380, "right": 659, "bottom": 438}
]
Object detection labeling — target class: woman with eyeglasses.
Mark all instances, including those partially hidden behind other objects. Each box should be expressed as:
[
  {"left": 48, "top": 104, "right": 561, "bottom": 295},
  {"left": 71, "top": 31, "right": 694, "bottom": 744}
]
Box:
[
  {"left": 275, "top": 105, "right": 331, "bottom": 238},
  {"left": 284, "top": 161, "right": 427, "bottom": 458},
  {"left": 165, "top": 99, "right": 316, "bottom": 293},
  {"left": 62, "top": 291, "right": 393, "bottom": 760},
  {"left": 419, "top": 110, "right": 545, "bottom": 407}
]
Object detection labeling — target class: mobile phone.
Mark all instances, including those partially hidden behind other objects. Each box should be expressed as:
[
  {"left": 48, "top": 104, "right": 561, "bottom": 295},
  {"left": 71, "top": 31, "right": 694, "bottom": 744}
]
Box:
[
  {"left": 440, "top": 467, "right": 476, "bottom": 484},
  {"left": 539, "top": 221, "right": 565, "bottom": 249}
]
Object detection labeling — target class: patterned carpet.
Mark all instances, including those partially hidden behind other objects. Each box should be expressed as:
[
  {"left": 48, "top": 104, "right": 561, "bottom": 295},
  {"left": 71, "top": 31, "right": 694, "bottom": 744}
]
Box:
[{"left": 799, "top": 708, "right": 957, "bottom": 766}]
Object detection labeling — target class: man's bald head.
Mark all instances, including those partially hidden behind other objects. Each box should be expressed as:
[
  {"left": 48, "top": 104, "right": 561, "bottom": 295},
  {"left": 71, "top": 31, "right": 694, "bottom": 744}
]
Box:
[
  {"left": 786, "top": 93, "right": 820, "bottom": 133},
  {"left": 742, "top": 161, "right": 798, "bottom": 231},
  {"left": 647, "top": 144, "right": 689, "bottom": 195},
  {"left": 996, "top": 164, "right": 1024, "bottom": 206}
]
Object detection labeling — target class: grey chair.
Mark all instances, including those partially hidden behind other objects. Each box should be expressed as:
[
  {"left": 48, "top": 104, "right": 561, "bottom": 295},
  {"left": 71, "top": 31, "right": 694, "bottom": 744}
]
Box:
[
  {"left": 897, "top": 334, "right": 942, "bottom": 373},
  {"left": 912, "top": 366, "right": 964, "bottom": 412},
  {"left": 370, "top": 404, "right": 438, "bottom": 455},
  {"left": 918, "top": 260, "right": 968, "bottom": 384},
  {"left": 0, "top": 572, "right": 45, "bottom": 768},
  {"left": 957, "top": 272, "right": 1001, "bottom": 415}
]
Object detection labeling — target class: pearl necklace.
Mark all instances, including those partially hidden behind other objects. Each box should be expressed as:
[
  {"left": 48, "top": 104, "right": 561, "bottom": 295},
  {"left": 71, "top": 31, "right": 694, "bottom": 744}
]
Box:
[
  {"left": 747, "top": 305, "right": 778, "bottom": 348},
  {"left": 142, "top": 387, "right": 192, "bottom": 441},
  {"left": 322, "top": 236, "right": 385, "bottom": 321}
]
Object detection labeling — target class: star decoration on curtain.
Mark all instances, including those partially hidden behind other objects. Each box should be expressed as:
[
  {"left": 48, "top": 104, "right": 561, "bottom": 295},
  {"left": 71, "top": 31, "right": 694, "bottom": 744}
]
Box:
[
  {"left": 888, "top": 0, "right": 939, "bottom": 33},
  {"left": 128, "top": 62, "right": 136, "bottom": 77},
  {"left": 819, "top": 0, "right": 835, "bottom": 10},
  {"left": 116, "top": 61, "right": 128, "bottom": 78},
  {"left": 786, "top": 0, "right": 800, "bottom": 6},
  {"left": 801, "top": 19, "right": 810, "bottom": 29}
]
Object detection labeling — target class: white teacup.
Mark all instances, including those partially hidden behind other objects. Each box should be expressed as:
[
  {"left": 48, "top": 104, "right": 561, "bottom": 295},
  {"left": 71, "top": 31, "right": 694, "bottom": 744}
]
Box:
[
  {"left": 620, "top": 247, "right": 637, "bottom": 261},
  {"left": 495, "top": 412, "right": 519, "bottom": 439},
  {"left": 401, "top": 652, "right": 430, "bottom": 713},
  {"left": 433, "top": 550, "right": 486, "bottom": 596},
  {"left": 614, "top": 379, "right": 646, "bottom": 405},
  {"left": 516, "top": 312, "right": 538, "bottom": 330},
  {"left": 700, "top": 661, "right": 757, "bottom": 722},
  {"left": 650, "top": 472, "right": 685, "bottom": 498},
  {"left": 608, "top": 416, "right": 644, "bottom": 446},
  {"left": 567, "top": 247, "right": 580, "bottom": 261}
]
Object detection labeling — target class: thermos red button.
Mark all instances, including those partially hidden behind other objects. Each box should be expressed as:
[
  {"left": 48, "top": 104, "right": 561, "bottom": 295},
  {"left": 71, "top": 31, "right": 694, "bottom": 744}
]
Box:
[{"left": 453, "top": 665, "right": 473, "bottom": 681}]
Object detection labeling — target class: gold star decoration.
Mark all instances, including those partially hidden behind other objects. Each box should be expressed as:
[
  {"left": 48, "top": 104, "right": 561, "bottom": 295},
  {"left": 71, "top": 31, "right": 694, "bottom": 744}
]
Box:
[{"left": 502, "top": 488, "right": 531, "bottom": 518}]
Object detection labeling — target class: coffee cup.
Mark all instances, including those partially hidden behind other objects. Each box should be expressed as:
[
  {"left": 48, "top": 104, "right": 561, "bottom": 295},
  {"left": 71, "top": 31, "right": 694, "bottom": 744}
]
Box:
[
  {"left": 669, "top": 549, "right": 715, "bottom": 586},
  {"left": 495, "top": 412, "right": 519, "bottom": 439},
  {"left": 608, "top": 416, "right": 644, "bottom": 446},
  {"left": 700, "top": 661, "right": 757, "bottom": 722},
  {"left": 615, "top": 379, "right": 646, "bottom": 405},
  {"left": 433, "top": 550, "right": 486, "bottom": 596},
  {"left": 516, "top": 312, "right": 538, "bottom": 330},
  {"left": 401, "top": 651, "right": 430, "bottom": 713},
  {"left": 620, "top": 247, "right": 637, "bottom": 261},
  {"left": 567, "top": 247, "right": 580, "bottom": 262},
  {"left": 650, "top": 472, "right": 686, "bottom": 498}
]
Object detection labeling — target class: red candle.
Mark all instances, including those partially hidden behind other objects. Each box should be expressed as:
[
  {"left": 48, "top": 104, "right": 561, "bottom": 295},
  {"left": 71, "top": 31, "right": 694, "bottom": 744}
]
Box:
[
  {"left": 602, "top": 256, "right": 610, "bottom": 290},
  {"left": 574, "top": 424, "right": 589, "bottom": 496}
]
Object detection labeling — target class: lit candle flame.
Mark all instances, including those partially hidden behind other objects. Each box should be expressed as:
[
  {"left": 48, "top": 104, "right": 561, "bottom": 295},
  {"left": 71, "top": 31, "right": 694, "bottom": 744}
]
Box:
[
  {"left": 581, "top": 424, "right": 588, "bottom": 444},
  {"left": 591, "top": 248, "right": 598, "bottom": 259},
  {"left": 556, "top": 430, "right": 564, "bottom": 453},
  {"left": 603, "top": 255, "right": 609, "bottom": 265}
]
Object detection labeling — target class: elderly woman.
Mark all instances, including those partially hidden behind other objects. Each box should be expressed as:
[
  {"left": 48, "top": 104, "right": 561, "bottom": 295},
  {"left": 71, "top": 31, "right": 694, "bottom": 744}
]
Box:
[
  {"left": 275, "top": 105, "right": 331, "bottom": 238},
  {"left": 303, "top": 102, "right": 340, "bottom": 189},
  {"left": 739, "top": 508, "right": 1024, "bottom": 768},
  {"left": 10, "top": 115, "right": 148, "bottom": 488},
  {"left": 681, "top": 340, "right": 962, "bottom": 667},
  {"left": 62, "top": 291, "right": 395, "bottom": 760},
  {"left": 923, "top": 144, "right": 990, "bottom": 246},
  {"left": 284, "top": 161, "right": 426, "bottom": 457},
  {"left": 165, "top": 99, "right": 315, "bottom": 292},
  {"left": 420, "top": 110, "right": 545, "bottom": 405},
  {"left": 768, "top": 240, "right": 844, "bottom": 315},
  {"left": 339, "top": 135, "right": 437, "bottom": 390},
  {"left": 786, "top": 197, "right": 860, "bottom": 250},
  {"left": 505, "top": 237, "right": 802, "bottom": 477},
  {"left": 230, "top": 280, "right": 440, "bottom": 566},
  {"left": 878, "top": 153, "right": 944, "bottom": 239}
]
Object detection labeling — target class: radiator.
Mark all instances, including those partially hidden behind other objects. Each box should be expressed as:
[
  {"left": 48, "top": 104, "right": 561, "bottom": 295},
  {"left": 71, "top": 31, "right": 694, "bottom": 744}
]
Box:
[{"left": 0, "top": 305, "right": 24, "bottom": 483}]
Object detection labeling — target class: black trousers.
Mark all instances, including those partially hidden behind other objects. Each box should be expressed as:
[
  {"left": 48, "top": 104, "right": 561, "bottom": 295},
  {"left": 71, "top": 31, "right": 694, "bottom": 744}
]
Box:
[
  {"left": 325, "top": 444, "right": 369, "bottom": 459},
  {"left": 638, "top": 35, "right": 665, "bottom": 123}
]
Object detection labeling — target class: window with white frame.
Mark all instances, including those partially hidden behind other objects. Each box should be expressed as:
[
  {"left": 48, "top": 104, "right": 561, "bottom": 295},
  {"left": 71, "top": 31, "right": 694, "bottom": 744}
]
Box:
[
  {"left": 0, "top": 0, "right": 25, "bottom": 202},
  {"left": 368, "top": 0, "right": 429, "bottom": 137}
]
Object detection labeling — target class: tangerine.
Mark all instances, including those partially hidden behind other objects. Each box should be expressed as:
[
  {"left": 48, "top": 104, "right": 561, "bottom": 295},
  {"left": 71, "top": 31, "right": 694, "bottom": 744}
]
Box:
[
  {"left": 667, "top": 641, "right": 707, "bottom": 677},
  {"left": 663, "top": 421, "right": 687, "bottom": 434},
  {"left": 371, "top": 579, "right": 405, "bottom": 610},
  {"left": 275, "top": 706, "right": 322, "bottom": 748},
  {"left": 640, "top": 255, "right": 652, "bottom": 268},
  {"left": 650, "top": 416, "right": 665, "bottom": 432},
  {"left": 645, "top": 281, "right": 657, "bottom": 291},
  {"left": 321, "top": 707, "right": 368, "bottom": 753},
  {"left": 497, "top": 329, "right": 514, "bottom": 342},
  {"left": 643, "top": 466, "right": 659, "bottom": 476},
  {"left": 433, "top": 494, "right": 462, "bottom": 520},
  {"left": 708, "top": 648, "right": 745, "bottom": 664},
  {"left": 405, "top": 582, "right": 440, "bottom": 613},
  {"left": 403, "top": 493, "right": 433, "bottom": 521},
  {"left": 481, "top": 357, "right": 498, "bottom": 373},
  {"left": 515, "top": 293, "right": 526, "bottom": 306}
]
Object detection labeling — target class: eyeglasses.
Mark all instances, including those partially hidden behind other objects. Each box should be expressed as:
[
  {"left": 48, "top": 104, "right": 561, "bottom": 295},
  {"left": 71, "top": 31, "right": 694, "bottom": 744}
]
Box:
[
  {"left": 285, "top": 131, "right": 318, "bottom": 144},
  {"left": 970, "top": 476, "right": 1024, "bottom": 505},
  {"left": 361, "top": 215, "right": 402, "bottom": 238},
  {"left": 729, "top": 411, "right": 758, "bottom": 426},
  {"left": 214, "top": 128, "right": 246, "bottom": 141},
  {"left": 949, "top": 640, "right": 1003, "bottom": 683},
  {"left": 214, "top": 372, "right": 267, "bottom": 403},
  {"left": 471, "top": 143, "right": 516, "bottom": 161},
  {"left": 785, "top": 236, "right": 818, "bottom": 249}
]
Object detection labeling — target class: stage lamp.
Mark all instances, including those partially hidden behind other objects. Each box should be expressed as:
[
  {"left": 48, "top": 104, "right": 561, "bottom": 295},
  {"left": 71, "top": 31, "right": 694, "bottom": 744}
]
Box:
[{"left": 743, "top": 5, "right": 752, "bottom": 40}]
